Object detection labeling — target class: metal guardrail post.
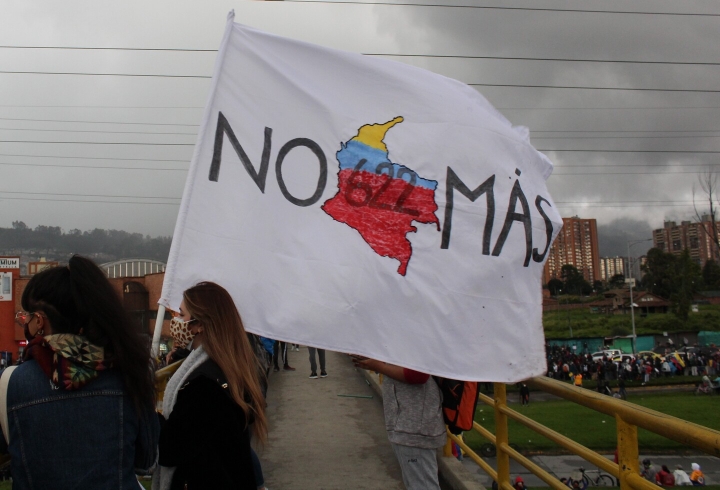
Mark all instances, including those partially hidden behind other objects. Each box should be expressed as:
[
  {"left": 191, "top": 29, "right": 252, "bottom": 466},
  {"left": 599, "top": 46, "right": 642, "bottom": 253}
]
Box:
[
  {"left": 494, "top": 383, "right": 512, "bottom": 490},
  {"left": 616, "top": 414, "right": 639, "bottom": 490},
  {"left": 444, "top": 434, "right": 454, "bottom": 457}
]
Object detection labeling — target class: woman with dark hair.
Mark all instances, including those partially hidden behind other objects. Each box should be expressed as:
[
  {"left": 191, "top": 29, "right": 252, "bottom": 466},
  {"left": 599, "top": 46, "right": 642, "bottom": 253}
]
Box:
[
  {"left": 2, "top": 255, "right": 159, "bottom": 489},
  {"left": 154, "top": 281, "right": 267, "bottom": 490}
]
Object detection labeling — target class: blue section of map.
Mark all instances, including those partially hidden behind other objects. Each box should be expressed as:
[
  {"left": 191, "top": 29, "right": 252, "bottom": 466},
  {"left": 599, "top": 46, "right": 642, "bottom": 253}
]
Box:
[{"left": 337, "top": 140, "right": 437, "bottom": 190}]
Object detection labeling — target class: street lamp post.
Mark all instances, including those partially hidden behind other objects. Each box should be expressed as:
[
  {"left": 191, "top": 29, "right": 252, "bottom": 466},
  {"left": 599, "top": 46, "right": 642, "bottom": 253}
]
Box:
[{"left": 627, "top": 238, "right": 653, "bottom": 354}]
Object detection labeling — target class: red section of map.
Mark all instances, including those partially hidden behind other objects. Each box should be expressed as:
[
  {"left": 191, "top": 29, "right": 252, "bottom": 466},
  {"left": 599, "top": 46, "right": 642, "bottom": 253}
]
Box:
[{"left": 322, "top": 169, "right": 439, "bottom": 276}]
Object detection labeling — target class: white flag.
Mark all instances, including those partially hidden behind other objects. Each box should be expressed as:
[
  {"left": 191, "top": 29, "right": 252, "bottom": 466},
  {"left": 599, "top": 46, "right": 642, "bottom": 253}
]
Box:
[{"left": 160, "top": 12, "right": 562, "bottom": 382}]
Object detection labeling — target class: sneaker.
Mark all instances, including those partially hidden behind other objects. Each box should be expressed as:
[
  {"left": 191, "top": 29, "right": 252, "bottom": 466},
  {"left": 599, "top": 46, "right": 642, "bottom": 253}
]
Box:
[
  {"left": 320, "top": 371, "right": 328, "bottom": 378},
  {"left": 309, "top": 372, "right": 318, "bottom": 379},
  {"left": 283, "top": 365, "right": 296, "bottom": 371},
  {"left": 273, "top": 366, "right": 279, "bottom": 372}
]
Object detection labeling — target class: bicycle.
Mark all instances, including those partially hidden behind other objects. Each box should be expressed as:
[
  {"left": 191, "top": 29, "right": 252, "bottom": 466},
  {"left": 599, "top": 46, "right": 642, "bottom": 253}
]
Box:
[{"left": 577, "top": 467, "right": 616, "bottom": 487}]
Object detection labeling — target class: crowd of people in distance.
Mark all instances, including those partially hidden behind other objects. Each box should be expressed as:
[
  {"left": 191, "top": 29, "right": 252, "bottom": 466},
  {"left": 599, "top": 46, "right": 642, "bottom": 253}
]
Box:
[
  {"left": 545, "top": 345, "right": 719, "bottom": 387},
  {"left": 641, "top": 458, "right": 707, "bottom": 486},
  {"left": 505, "top": 458, "right": 707, "bottom": 490}
]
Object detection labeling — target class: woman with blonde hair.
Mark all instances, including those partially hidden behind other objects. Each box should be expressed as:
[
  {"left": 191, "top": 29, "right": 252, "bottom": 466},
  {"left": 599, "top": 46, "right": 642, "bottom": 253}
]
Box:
[{"left": 154, "top": 282, "right": 267, "bottom": 490}]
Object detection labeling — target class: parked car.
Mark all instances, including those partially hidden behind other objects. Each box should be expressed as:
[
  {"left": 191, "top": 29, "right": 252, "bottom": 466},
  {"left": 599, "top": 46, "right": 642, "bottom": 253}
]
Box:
[
  {"left": 612, "top": 354, "right": 636, "bottom": 364},
  {"left": 591, "top": 349, "right": 622, "bottom": 361},
  {"left": 637, "top": 350, "right": 663, "bottom": 361}
]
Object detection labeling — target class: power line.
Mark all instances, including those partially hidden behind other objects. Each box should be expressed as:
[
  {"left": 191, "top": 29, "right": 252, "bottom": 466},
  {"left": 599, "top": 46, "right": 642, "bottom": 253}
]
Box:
[
  {"left": 471, "top": 83, "right": 720, "bottom": 93},
  {"left": 500, "top": 106, "right": 720, "bottom": 111},
  {"left": 553, "top": 171, "right": 716, "bottom": 175},
  {"left": 0, "top": 189, "right": 180, "bottom": 200},
  {"left": 0, "top": 128, "right": 197, "bottom": 136},
  {"left": 0, "top": 70, "right": 211, "bottom": 79},
  {"left": 0, "top": 153, "right": 188, "bottom": 162},
  {"left": 556, "top": 199, "right": 695, "bottom": 204},
  {"left": 533, "top": 130, "right": 720, "bottom": 133},
  {"left": 0, "top": 196, "right": 179, "bottom": 205},
  {"left": 0, "top": 116, "right": 199, "bottom": 126},
  {"left": 2, "top": 143, "right": 720, "bottom": 154},
  {"left": 557, "top": 163, "right": 720, "bottom": 168},
  {"left": 0, "top": 160, "right": 713, "bottom": 176},
  {"left": 270, "top": 1, "right": 720, "bottom": 17},
  {"left": 7, "top": 104, "right": 720, "bottom": 111},
  {"left": 370, "top": 53, "right": 720, "bottom": 67},
  {"left": 533, "top": 135, "right": 720, "bottom": 140},
  {"left": 0, "top": 104, "right": 204, "bottom": 109},
  {"left": 540, "top": 149, "right": 720, "bottom": 154},
  {"left": 0, "top": 140, "right": 195, "bottom": 146},
  {"left": 5, "top": 45, "right": 720, "bottom": 67},
  {"left": 0, "top": 45, "right": 216, "bottom": 52},
  {"left": 0, "top": 162, "right": 187, "bottom": 171},
  {"left": 6, "top": 118, "right": 720, "bottom": 133},
  {"left": 553, "top": 203, "right": 695, "bottom": 208},
  {"left": 3, "top": 69, "right": 720, "bottom": 93}
]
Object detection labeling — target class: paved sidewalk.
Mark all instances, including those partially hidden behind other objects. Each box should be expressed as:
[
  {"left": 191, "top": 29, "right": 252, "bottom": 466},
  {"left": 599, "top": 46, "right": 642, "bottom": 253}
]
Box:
[{"left": 259, "top": 348, "right": 405, "bottom": 489}]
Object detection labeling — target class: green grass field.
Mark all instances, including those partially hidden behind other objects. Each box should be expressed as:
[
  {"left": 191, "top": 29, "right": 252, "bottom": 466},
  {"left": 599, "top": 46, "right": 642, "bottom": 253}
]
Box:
[{"left": 466, "top": 392, "right": 720, "bottom": 453}]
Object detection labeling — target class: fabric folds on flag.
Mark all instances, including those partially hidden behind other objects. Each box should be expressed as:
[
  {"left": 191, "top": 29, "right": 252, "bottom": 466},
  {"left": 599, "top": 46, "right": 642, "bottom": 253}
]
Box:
[{"left": 160, "top": 12, "right": 562, "bottom": 382}]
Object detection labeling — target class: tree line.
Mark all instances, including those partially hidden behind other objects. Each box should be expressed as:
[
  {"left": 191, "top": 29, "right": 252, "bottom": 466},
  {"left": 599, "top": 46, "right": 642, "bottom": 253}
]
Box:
[
  {"left": 0, "top": 221, "right": 172, "bottom": 263},
  {"left": 546, "top": 247, "right": 720, "bottom": 321}
]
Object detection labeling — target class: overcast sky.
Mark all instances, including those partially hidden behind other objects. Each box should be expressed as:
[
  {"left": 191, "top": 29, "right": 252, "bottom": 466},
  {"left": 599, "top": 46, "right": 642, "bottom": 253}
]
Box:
[{"left": 2, "top": 0, "right": 719, "bottom": 257}]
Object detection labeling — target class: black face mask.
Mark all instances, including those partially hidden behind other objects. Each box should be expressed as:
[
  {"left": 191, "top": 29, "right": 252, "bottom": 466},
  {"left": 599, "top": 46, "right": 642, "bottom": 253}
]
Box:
[
  {"left": 23, "top": 316, "right": 42, "bottom": 342},
  {"left": 23, "top": 322, "right": 37, "bottom": 342}
]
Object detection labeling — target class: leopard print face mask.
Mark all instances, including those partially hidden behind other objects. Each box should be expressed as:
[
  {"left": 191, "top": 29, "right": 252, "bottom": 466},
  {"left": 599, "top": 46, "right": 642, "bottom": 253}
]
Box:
[{"left": 169, "top": 317, "right": 197, "bottom": 349}]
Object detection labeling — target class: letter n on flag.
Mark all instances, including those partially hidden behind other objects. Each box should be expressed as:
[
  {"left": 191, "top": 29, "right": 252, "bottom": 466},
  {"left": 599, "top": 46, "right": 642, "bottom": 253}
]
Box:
[{"left": 160, "top": 11, "right": 562, "bottom": 382}]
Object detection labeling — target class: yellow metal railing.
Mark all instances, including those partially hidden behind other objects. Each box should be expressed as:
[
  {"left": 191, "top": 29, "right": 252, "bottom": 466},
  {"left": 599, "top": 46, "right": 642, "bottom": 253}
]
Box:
[{"left": 445, "top": 376, "right": 720, "bottom": 490}]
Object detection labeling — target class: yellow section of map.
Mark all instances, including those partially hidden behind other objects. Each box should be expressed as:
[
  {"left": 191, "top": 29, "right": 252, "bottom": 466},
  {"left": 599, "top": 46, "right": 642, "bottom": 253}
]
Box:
[{"left": 351, "top": 116, "right": 404, "bottom": 152}]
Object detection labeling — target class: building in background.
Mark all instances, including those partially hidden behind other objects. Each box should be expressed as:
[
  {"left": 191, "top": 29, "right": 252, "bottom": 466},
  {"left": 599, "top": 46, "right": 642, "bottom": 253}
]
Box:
[
  {"left": 600, "top": 256, "right": 625, "bottom": 282},
  {"left": 101, "top": 258, "right": 166, "bottom": 279},
  {"left": 653, "top": 216, "right": 720, "bottom": 266},
  {"left": 100, "top": 259, "right": 171, "bottom": 354},
  {"left": 543, "top": 217, "right": 600, "bottom": 285},
  {"left": 0, "top": 257, "right": 22, "bottom": 364},
  {"left": 1, "top": 258, "right": 172, "bottom": 363},
  {"left": 27, "top": 258, "right": 59, "bottom": 276}
]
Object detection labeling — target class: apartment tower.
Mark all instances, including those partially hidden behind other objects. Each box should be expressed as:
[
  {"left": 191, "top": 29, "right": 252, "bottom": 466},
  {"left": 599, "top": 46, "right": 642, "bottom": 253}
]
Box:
[{"left": 543, "top": 217, "right": 600, "bottom": 285}]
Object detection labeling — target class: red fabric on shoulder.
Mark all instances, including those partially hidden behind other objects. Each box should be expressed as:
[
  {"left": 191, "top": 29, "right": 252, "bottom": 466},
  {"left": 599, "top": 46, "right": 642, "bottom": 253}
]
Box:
[{"left": 403, "top": 368, "right": 429, "bottom": 384}]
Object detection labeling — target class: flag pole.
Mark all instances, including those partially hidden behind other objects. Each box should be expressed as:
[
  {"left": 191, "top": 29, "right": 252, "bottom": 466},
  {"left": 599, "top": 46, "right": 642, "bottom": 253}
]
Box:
[{"left": 151, "top": 304, "right": 166, "bottom": 360}]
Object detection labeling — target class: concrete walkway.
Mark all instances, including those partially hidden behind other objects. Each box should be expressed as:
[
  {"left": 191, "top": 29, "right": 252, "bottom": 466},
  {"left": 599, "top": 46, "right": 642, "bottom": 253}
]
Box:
[{"left": 259, "top": 348, "right": 405, "bottom": 489}]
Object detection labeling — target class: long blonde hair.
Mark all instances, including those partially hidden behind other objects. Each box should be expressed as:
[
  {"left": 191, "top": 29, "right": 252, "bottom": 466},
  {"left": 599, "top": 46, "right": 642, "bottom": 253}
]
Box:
[{"left": 183, "top": 282, "right": 267, "bottom": 442}]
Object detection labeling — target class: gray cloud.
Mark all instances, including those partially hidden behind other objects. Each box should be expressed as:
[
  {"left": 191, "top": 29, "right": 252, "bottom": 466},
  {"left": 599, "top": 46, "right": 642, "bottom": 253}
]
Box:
[{"left": 1, "top": 0, "right": 718, "bottom": 241}]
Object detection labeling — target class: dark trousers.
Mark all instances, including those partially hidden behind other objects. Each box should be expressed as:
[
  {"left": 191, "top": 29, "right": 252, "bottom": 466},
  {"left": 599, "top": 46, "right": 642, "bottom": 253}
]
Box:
[
  {"left": 308, "top": 347, "right": 326, "bottom": 373},
  {"left": 273, "top": 341, "right": 288, "bottom": 368}
]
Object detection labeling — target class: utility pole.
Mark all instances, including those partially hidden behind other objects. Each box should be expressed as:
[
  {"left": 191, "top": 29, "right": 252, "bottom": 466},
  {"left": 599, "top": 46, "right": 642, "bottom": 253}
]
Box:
[{"left": 627, "top": 238, "right": 652, "bottom": 354}]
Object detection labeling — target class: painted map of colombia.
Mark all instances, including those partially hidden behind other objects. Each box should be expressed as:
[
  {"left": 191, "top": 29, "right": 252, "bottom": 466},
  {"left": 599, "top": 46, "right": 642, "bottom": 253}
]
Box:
[{"left": 322, "top": 117, "right": 439, "bottom": 276}]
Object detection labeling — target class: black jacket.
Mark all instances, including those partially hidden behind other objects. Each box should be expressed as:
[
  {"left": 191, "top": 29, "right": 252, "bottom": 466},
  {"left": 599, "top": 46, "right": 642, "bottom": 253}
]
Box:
[{"left": 159, "top": 359, "right": 256, "bottom": 490}]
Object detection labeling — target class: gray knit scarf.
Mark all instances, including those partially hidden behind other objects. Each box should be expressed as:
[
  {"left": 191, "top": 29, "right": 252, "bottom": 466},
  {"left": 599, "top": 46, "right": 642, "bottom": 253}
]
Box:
[{"left": 152, "top": 346, "right": 209, "bottom": 490}]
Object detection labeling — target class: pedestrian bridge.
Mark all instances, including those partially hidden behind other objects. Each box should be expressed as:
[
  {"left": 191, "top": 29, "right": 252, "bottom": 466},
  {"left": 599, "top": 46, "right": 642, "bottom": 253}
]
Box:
[{"left": 156, "top": 348, "right": 720, "bottom": 490}]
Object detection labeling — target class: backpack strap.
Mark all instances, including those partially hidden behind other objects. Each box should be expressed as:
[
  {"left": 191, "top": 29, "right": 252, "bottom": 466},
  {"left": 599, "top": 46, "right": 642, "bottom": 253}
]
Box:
[{"left": 0, "top": 366, "right": 18, "bottom": 445}]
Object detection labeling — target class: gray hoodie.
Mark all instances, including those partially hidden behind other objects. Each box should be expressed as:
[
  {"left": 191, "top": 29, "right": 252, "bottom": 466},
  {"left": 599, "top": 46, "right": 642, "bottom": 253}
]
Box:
[{"left": 382, "top": 376, "right": 447, "bottom": 448}]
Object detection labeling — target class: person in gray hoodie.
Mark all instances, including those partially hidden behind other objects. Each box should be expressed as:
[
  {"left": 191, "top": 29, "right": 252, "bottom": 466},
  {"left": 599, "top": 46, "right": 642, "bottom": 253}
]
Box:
[{"left": 352, "top": 356, "right": 446, "bottom": 490}]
